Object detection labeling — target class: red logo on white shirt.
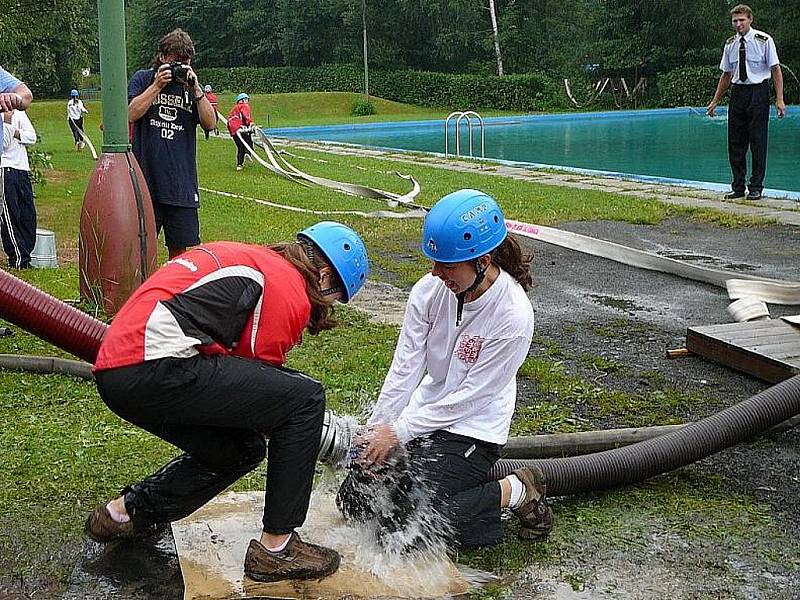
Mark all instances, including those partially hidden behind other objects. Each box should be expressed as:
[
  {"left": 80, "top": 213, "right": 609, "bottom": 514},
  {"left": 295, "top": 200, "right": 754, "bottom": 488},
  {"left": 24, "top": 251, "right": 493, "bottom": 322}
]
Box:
[{"left": 456, "top": 335, "right": 483, "bottom": 364}]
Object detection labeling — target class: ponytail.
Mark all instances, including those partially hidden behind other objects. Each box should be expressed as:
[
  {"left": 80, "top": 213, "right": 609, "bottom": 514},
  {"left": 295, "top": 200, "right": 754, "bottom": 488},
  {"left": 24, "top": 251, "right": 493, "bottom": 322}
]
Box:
[{"left": 492, "top": 234, "right": 532, "bottom": 291}]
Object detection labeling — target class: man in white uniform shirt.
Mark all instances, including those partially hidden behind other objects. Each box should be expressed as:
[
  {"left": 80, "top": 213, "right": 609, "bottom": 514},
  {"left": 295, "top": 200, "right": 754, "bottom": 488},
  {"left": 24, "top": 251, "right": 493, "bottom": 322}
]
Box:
[
  {"left": 707, "top": 4, "right": 786, "bottom": 201},
  {"left": 338, "top": 189, "right": 553, "bottom": 550},
  {"left": 1, "top": 109, "right": 37, "bottom": 268}
]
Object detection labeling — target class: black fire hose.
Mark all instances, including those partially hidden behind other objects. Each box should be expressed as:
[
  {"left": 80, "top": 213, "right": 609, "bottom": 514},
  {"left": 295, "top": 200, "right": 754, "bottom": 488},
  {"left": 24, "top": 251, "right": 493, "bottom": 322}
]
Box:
[{"left": 489, "top": 373, "right": 800, "bottom": 495}]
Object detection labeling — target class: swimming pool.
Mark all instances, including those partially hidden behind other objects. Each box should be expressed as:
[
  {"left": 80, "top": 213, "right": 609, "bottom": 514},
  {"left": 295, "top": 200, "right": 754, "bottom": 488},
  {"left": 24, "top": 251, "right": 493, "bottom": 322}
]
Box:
[{"left": 269, "top": 108, "right": 799, "bottom": 199}]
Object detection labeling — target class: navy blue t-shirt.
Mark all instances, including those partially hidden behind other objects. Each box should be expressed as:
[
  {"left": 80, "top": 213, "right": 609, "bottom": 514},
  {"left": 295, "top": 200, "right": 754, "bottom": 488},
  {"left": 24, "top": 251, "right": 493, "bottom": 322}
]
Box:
[{"left": 129, "top": 69, "right": 201, "bottom": 208}]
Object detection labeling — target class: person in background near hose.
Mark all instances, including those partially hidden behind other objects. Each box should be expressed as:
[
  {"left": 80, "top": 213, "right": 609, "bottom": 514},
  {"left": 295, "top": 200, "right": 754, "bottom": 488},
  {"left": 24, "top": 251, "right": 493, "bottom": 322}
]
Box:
[
  {"left": 86, "top": 221, "right": 369, "bottom": 583},
  {"left": 707, "top": 4, "right": 786, "bottom": 201},
  {"left": 128, "top": 29, "right": 216, "bottom": 260},
  {"left": 227, "top": 92, "right": 254, "bottom": 171},
  {"left": 67, "top": 89, "right": 89, "bottom": 150},
  {"left": 337, "top": 189, "right": 553, "bottom": 551},
  {"left": 203, "top": 84, "right": 219, "bottom": 139},
  {"left": 1, "top": 109, "right": 36, "bottom": 269}
]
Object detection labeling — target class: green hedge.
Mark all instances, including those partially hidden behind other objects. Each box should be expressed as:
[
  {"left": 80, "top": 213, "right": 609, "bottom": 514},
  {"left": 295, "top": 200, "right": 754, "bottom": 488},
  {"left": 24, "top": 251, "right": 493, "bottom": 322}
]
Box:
[
  {"left": 196, "top": 64, "right": 566, "bottom": 112},
  {"left": 657, "top": 65, "right": 721, "bottom": 107}
]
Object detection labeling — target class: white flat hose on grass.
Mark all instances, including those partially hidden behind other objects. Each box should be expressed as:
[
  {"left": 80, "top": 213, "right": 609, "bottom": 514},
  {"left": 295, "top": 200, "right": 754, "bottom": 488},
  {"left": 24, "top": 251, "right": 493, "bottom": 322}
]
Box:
[
  {"left": 232, "top": 126, "right": 422, "bottom": 207},
  {"left": 69, "top": 118, "right": 98, "bottom": 161},
  {"left": 200, "top": 186, "right": 426, "bottom": 220},
  {"left": 506, "top": 220, "right": 800, "bottom": 306}
]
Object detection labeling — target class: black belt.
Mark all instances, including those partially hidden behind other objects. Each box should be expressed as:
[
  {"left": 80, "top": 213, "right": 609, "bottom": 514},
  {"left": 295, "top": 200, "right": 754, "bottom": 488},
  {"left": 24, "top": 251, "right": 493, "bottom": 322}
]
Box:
[{"left": 732, "top": 80, "right": 768, "bottom": 87}]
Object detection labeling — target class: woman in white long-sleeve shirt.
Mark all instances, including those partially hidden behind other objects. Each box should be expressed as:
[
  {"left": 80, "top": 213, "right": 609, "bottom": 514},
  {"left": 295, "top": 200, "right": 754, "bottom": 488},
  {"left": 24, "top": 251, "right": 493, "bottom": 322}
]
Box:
[
  {"left": 1, "top": 109, "right": 37, "bottom": 268},
  {"left": 338, "top": 189, "right": 553, "bottom": 549}
]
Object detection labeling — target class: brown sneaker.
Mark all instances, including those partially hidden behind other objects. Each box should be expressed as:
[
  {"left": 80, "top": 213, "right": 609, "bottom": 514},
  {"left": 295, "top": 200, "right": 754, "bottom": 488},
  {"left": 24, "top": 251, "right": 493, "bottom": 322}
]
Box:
[
  {"left": 84, "top": 503, "right": 154, "bottom": 542},
  {"left": 244, "top": 533, "right": 341, "bottom": 583},
  {"left": 511, "top": 467, "right": 554, "bottom": 541}
]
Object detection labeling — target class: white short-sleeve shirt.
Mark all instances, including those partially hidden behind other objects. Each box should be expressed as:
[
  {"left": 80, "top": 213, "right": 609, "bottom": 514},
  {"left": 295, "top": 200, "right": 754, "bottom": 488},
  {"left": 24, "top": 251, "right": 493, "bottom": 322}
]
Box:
[{"left": 720, "top": 28, "right": 780, "bottom": 85}]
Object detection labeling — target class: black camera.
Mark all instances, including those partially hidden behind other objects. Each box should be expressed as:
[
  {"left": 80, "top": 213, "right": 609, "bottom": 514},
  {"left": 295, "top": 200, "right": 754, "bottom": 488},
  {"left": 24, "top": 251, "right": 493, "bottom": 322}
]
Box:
[{"left": 168, "top": 61, "right": 190, "bottom": 85}]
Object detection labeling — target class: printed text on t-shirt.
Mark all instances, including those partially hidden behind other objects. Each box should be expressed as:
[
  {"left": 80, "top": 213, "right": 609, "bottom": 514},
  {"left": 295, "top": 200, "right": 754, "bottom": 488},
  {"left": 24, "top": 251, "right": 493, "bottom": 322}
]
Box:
[{"left": 456, "top": 335, "right": 484, "bottom": 364}]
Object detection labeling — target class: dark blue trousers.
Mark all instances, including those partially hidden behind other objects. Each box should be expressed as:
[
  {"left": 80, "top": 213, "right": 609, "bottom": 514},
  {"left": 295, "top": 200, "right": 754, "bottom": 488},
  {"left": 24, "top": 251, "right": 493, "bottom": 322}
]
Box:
[{"left": 1, "top": 167, "right": 36, "bottom": 269}]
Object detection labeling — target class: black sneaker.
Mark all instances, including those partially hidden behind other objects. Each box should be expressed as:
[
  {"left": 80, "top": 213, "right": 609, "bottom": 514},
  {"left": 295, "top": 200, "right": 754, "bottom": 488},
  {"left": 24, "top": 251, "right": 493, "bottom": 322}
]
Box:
[
  {"left": 746, "top": 190, "right": 762, "bottom": 200},
  {"left": 723, "top": 191, "right": 745, "bottom": 200}
]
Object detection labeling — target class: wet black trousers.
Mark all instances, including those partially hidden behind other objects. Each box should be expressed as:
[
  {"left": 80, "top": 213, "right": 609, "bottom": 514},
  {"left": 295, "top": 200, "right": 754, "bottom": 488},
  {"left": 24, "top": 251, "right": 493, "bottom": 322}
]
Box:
[
  {"left": 68, "top": 117, "right": 84, "bottom": 143},
  {"left": 1, "top": 168, "right": 36, "bottom": 269},
  {"left": 337, "top": 431, "right": 503, "bottom": 549},
  {"left": 95, "top": 354, "right": 326, "bottom": 534},
  {"left": 728, "top": 81, "right": 770, "bottom": 194},
  {"left": 233, "top": 132, "right": 253, "bottom": 166}
]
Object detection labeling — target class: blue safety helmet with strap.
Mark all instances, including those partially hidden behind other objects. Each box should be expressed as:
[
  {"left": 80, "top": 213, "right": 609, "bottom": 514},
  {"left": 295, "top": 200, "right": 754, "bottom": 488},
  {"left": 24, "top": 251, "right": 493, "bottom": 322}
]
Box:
[
  {"left": 298, "top": 221, "right": 369, "bottom": 303},
  {"left": 235, "top": 92, "right": 249, "bottom": 103},
  {"left": 70, "top": 89, "right": 79, "bottom": 97},
  {"left": 421, "top": 189, "right": 506, "bottom": 263}
]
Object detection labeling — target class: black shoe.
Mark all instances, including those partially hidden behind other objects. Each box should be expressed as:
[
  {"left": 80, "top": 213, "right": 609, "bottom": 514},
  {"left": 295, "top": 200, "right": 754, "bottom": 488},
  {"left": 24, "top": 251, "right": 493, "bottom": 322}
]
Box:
[
  {"left": 746, "top": 190, "right": 762, "bottom": 200},
  {"left": 723, "top": 191, "right": 745, "bottom": 200}
]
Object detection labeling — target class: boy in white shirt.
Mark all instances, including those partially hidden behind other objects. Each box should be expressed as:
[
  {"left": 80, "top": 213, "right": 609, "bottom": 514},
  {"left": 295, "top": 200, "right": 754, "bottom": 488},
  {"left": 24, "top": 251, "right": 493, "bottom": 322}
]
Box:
[
  {"left": 339, "top": 189, "right": 553, "bottom": 550},
  {"left": 1, "top": 109, "right": 37, "bottom": 268}
]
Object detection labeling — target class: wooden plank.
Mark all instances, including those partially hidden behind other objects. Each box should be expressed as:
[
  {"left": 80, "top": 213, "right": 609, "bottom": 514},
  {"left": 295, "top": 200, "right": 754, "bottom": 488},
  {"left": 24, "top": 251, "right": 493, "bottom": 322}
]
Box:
[
  {"left": 690, "top": 320, "right": 787, "bottom": 335},
  {"left": 718, "top": 330, "right": 799, "bottom": 344},
  {"left": 686, "top": 326, "right": 800, "bottom": 383}
]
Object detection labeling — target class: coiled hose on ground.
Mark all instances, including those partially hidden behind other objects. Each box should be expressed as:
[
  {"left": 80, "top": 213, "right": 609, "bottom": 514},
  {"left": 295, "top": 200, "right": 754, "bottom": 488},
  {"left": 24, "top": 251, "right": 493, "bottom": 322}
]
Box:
[{"left": 489, "top": 373, "right": 800, "bottom": 494}]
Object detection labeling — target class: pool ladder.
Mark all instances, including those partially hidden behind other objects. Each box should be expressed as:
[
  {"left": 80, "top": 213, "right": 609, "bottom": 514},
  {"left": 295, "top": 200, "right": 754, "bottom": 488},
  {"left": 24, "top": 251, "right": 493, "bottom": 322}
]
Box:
[{"left": 444, "top": 111, "right": 485, "bottom": 159}]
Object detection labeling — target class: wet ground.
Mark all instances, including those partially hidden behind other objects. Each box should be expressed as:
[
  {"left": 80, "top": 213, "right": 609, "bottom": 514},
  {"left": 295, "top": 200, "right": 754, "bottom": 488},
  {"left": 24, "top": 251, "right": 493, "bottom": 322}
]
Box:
[
  {"left": 502, "top": 217, "right": 800, "bottom": 599},
  {"left": 4, "top": 213, "right": 799, "bottom": 600}
]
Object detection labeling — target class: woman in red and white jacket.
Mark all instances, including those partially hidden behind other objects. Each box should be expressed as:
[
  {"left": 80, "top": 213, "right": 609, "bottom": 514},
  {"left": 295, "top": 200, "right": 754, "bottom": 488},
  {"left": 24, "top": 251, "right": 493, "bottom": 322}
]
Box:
[
  {"left": 85, "top": 221, "right": 369, "bottom": 584},
  {"left": 227, "top": 92, "right": 254, "bottom": 170}
]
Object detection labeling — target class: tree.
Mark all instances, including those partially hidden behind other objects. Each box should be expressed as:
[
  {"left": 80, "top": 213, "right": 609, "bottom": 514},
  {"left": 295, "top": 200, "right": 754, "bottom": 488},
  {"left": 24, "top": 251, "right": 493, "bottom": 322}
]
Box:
[{"left": 0, "top": 0, "right": 97, "bottom": 95}]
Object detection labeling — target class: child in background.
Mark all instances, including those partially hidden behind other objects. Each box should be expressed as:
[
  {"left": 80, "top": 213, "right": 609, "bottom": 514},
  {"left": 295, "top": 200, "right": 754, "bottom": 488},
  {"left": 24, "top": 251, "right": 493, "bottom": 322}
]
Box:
[
  {"left": 227, "top": 92, "right": 254, "bottom": 171},
  {"left": 204, "top": 84, "right": 219, "bottom": 139}
]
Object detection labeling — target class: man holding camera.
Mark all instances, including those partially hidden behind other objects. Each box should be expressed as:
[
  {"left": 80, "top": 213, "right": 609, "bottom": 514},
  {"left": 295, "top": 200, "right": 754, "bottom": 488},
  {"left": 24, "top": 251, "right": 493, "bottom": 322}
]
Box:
[{"left": 128, "top": 29, "right": 216, "bottom": 259}]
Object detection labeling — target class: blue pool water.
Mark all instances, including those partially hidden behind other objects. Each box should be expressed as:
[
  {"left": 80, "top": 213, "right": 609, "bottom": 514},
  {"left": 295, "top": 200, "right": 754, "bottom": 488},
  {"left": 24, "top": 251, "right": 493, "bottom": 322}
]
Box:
[{"left": 269, "top": 108, "right": 799, "bottom": 198}]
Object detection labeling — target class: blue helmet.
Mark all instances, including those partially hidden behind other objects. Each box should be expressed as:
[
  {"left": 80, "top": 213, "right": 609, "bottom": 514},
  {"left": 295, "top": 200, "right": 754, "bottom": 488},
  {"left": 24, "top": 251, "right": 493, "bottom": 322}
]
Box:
[
  {"left": 298, "top": 221, "right": 369, "bottom": 303},
  {"left": 421, "top": 189, "right": 507, "bottom": 263},
  {"left": 235, "top": 92, "right": 249, "bottom": 103},
  {"left": 70, "top": 89, "right": 79, "bottom": 97}
]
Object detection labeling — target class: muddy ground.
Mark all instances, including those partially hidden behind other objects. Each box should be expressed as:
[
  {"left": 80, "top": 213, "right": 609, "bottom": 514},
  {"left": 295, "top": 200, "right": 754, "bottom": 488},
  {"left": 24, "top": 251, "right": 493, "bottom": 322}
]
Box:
[
  {"left": 499, "top": 218, "right": 800, "bottom": 600},
  {"left": 3, "top": 216, "right": 798, "bottom": 600},
  {"left": 359, "top": 215, "right": 800, "bottom": 599}
]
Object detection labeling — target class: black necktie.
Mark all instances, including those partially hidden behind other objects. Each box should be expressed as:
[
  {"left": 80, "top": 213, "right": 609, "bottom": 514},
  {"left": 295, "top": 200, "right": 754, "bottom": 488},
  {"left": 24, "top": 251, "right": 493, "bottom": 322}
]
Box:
[{"left": 739, "top": 37, "right": 747, "bottom": 82}]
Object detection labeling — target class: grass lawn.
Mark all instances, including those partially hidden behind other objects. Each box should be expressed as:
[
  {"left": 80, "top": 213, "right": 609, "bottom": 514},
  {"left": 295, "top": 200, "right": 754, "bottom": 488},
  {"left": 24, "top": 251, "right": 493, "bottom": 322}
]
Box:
[{"left": 1, "top": 93, "right": 790, "bottom": 596}]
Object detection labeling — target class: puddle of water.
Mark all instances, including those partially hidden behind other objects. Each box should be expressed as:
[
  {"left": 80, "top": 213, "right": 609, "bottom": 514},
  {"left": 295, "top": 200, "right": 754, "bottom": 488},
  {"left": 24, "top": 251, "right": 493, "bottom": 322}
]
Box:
[
  {"left": 172, "top": 487, "right": 474, "bottom": 600},
  {"left": 588, "top": 294, "right": 645, "bottom": 313},
  {"left": 657, "top": 250, "right": 759, "bottom": 272}
]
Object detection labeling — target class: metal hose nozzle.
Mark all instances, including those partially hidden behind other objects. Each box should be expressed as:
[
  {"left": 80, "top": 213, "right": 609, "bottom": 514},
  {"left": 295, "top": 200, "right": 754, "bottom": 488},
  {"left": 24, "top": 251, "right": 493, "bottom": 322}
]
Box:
[{"left": 318, "top": 410, "right": 359, "bottom": 468}]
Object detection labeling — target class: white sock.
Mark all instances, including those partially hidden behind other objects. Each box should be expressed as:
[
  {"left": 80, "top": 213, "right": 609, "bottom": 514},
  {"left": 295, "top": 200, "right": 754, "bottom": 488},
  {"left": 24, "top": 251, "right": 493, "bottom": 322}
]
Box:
[
  {"left": 507, "top": 474, "right": 527, "bottom": 509},
  {"left": 266, "top": 534, "right": 291, "bottom": 553},
  {"left": 106, "top": 500, "right": 130, "bottom": 523}
]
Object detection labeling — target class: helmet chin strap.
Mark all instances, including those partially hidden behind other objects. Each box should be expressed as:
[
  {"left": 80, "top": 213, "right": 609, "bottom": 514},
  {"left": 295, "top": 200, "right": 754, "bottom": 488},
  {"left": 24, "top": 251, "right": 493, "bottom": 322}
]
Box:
[{"left": 455, "top": 262, "right": 487, "bottom": 326}]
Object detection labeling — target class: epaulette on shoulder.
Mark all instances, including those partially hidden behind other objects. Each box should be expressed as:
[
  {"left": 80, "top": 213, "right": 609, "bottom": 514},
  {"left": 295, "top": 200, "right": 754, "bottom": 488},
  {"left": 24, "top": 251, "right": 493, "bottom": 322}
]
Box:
[
  {"left": 726, "top": 35, "right": 736, "bottom": 45},
  {"left": 755, "top": 33, "right": 768, "bottom": 42}
]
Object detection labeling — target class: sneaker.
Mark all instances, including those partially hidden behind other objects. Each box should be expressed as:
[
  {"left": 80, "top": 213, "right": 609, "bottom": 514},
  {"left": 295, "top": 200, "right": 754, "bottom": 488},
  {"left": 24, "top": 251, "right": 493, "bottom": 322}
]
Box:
[
  {"left": 746, "top": 190, "right": 762, "bottom": 200},
  {"left": 236, "top": 165, "right": 243, "bottom": 171},
  {"left": 723, "top": 191, "right": 745, "bottom": 200},
  {"left": 244, "top": 532, "right": 340, "bottom": 583},
  {"left": 84, "top": 503, "right": 155, "bottom": 543},
  {"left": 78, "top": 141, "right": 86, "bottom": 150},
  {"left": 511, "top": 467, "right": 554, "bottom": 541}
]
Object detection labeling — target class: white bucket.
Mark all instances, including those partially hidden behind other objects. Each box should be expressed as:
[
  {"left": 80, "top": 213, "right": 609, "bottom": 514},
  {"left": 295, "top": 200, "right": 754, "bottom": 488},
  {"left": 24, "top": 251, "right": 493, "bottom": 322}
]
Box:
[{"left": 30, "top": 228, "right": 58, "bottom": 268}]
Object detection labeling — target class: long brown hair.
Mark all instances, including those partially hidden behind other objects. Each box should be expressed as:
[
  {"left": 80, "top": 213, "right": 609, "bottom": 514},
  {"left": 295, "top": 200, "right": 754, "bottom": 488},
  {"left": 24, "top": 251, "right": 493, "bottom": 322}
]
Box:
[
  {"left": 491, "top": 234, "right": 532, "bottom": 291},
  {"left": 268, "top": 242, "right": 337, "bottom": 335}
]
